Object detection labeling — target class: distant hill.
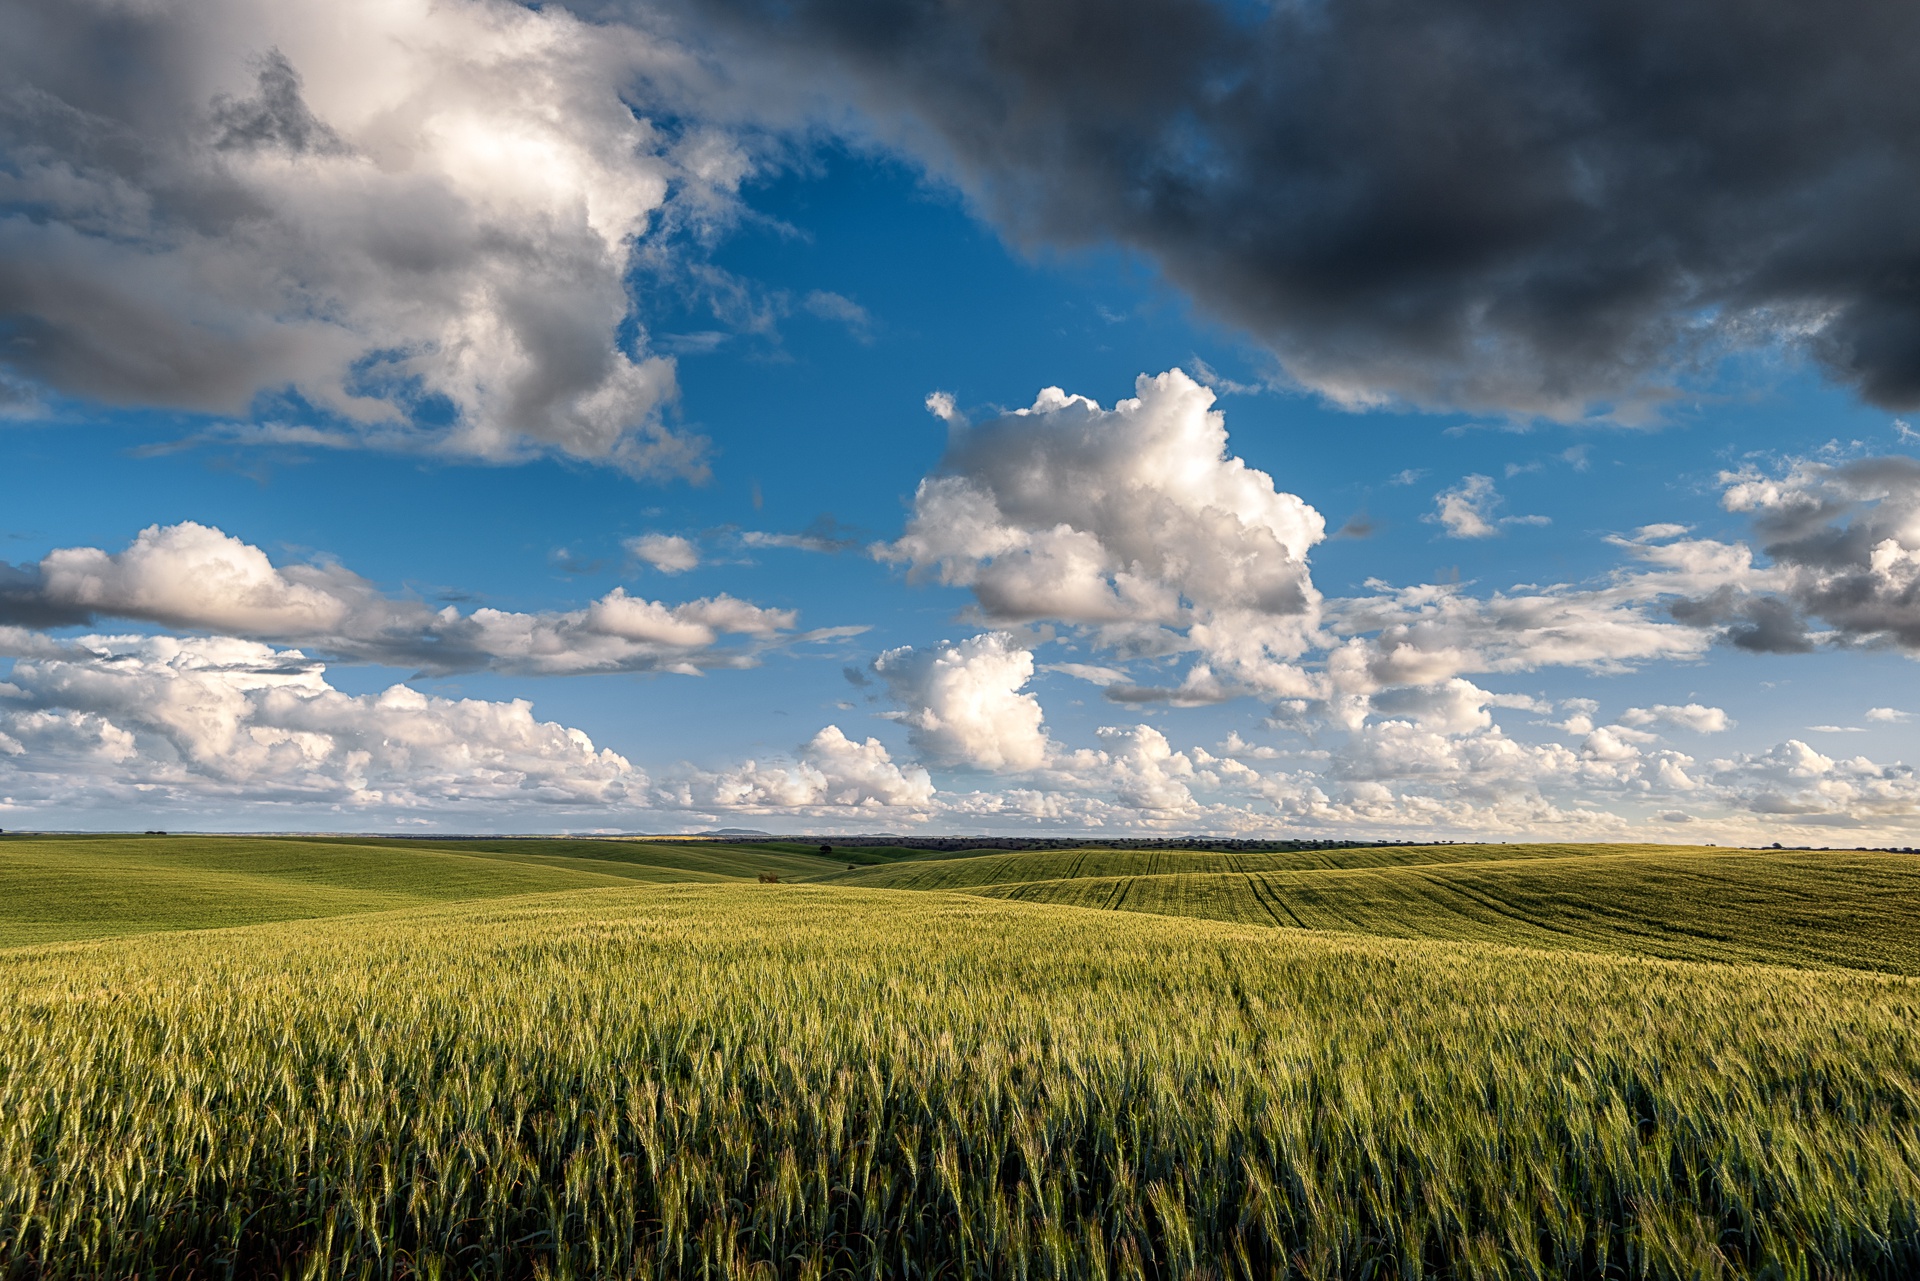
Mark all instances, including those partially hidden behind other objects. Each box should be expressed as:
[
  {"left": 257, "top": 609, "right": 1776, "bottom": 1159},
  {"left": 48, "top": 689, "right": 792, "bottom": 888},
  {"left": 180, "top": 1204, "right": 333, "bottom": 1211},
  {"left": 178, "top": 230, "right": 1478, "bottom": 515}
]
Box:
[
  {"left": 0, "top": 834, "right": 847, "bottom": 946},
  {"left": 832, "top": 841, "right": 1920, "bottom": 975}
]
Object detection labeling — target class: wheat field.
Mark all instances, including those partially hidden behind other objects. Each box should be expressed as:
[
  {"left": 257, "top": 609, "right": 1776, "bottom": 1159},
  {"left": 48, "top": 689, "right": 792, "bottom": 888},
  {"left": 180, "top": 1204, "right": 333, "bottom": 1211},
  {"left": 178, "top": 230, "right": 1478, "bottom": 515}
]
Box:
[{"left": 2, "top": 837, "right": 1917, "bottom": 1278}]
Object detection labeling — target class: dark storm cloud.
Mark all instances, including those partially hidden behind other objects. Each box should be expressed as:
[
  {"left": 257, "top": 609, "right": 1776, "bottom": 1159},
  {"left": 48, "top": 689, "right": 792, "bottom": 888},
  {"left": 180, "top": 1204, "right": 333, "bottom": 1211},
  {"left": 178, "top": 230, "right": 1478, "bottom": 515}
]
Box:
[{"left": 667, "top": 0, "right": 1920, "bottom": 417}]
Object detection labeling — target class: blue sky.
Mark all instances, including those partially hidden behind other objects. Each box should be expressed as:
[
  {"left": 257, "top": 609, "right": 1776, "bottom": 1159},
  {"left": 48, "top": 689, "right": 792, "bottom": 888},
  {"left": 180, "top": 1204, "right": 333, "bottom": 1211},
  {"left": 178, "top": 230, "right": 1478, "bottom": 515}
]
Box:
[{"left": 4, "top": 0, "right": 1919, "bottom": 839}]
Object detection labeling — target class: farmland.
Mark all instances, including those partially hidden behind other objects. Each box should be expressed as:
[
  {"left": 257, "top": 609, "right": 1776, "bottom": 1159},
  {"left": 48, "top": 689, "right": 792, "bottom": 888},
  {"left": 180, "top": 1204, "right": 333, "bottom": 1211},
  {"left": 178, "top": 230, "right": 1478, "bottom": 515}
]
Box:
[
  {"left": 1, "top": 834, "right": 1917, "bottom": 1277},
  {"left": 832, "top": 843, "right": 1920, "bottom": 974}
]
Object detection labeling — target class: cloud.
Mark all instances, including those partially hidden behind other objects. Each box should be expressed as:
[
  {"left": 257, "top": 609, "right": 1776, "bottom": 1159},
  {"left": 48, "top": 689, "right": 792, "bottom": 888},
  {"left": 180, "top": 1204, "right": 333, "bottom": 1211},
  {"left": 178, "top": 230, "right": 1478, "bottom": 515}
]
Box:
[
  {"left": 0, "top": 0, "right": 751, "bottom": 473},
  {"left": 1427, "top": 475, "right": 1548, "bottom": 539},
  {"left": 879, "top": 369, "right": 1324, "bottom": 694},
  {"left": 627, "top": 534, "right": 701, "bottom": 574},
  {"left": 674, "top": 0, "right": 1920, "bottom": 418},
  {"left": 1868, "top": 707, "right": 1911, "bottom": 722},
  {"left": 1659, "top": 457, "right": 1920, "bottom": 652},
  {"left": 658, "top": 726, "right": 934, "bottom": 814},
  {"left": 12, "top": 624, "right": 1913, "bottom": 839},
  {"left": 1368, "top": 678, "right": 1507, "bottom": 735},
  {"left": 872, "top": 370, "right": 1809, "bottom": 719},
  {"left": 801, "top": 290, "right": 872, "bottom": 340},
  {"left": 1710, "top": 740, "right": 1920, "bottom": 826},
  {"left": 1618, "top": 703, "right": 1732, "bottom": 734},
  {"left": 873, "top": 632, "right": 1049, "bottom": 771},
  {"left": 0, "top": 634, "right": 643, "bottom": 814},
  {"left": 1430, "top": 475, "right": 1501, "bottom": 539},
  {"left": 1073, "top": 725, "right": 1198, "bottom": 813},
  {"left": 1041, "top": 661, "right": 1129, "bottom": 686},
  {"left": 0, "top": 522, "right": 820, "bottom": 675},
  {"left": 739, "top": 515, "right": 863, "bottom": 554},
  {"left": 1323, "top": 579, "right": 1711, "bottom": 716}
]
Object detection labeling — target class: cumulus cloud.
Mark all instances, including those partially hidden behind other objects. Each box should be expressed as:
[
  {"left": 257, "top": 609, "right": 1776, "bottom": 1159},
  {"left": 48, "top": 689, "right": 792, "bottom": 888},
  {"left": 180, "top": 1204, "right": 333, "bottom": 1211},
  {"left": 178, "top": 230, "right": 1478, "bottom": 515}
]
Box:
[
  {"left": 1429, "top": 475, "right": 1501, "bottom": 539},
  {"left": 874, "top": 369, "right": 1774, "bottom": 723},
  {"left": 0, "top": 522, "right": 822, "bottom": 675},
  {"left": 1059, "top": 725, "right": 1199, "bottom": 814},
  {"left": 1709, "top": 740, "right": 1920, "bottom": 827},
  {"left": 0, "top": 634, "right": 643, "bottom": 814},
  {"left": 1427, "top": 475, "right": 1549, "bottom": 539},
  {"left": 1618, "top": 703, "right": 1732, "bottom": 734},
  {"left": 627, "top": 533, "right": 701, "bottom": 574},
  {"left": 658, "top": 725, "right": 934, "bottom": 814},
  {"left": 0, "top": 0, "right": 754, "bottom": 472},
  {"left": 13, "top": 625, "right": 1907, "bottom": 839},
  {"left": 879, "top": 369, "right": 1324, "bottom": 693},
  {"left": 672, "top": 0, "right": 1920, "bottom": 418},
  {"left": 873, "top": 632, "right": 1049, "bottom": 771}
]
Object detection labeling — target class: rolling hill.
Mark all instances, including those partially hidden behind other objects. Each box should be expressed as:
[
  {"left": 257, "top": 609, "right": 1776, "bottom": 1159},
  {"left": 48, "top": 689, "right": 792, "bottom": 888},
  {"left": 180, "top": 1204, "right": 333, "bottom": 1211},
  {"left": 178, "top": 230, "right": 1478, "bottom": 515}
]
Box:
[
  {"left": 831, "top": 842, "right": 1920, "bottom": 974},
  {"left": 0, "top": 834, "right": 850, "bottom": 945}
]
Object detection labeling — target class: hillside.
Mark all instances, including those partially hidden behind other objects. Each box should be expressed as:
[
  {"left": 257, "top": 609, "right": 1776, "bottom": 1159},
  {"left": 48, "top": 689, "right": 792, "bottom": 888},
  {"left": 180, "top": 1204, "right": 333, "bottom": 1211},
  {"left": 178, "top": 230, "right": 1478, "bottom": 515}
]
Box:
[
  {"left": 0, "top": 835, "right": 846, "bottom": 945},
  {"left": 838, "top": 842, "right": 1920, "bottom": 974},
  {"left": 823, "top": 840, "right": 1665, "bottom": 888},
  {"left": 10, "top": 836, "right": 1917, "bottom": 975}
]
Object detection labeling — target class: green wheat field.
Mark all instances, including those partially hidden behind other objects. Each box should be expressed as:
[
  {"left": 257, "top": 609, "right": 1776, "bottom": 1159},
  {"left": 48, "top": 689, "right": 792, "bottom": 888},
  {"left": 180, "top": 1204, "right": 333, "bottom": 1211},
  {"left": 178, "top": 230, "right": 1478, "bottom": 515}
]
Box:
[{"left": 2, "top": 833, "right": 1916, "bottom": 1278}]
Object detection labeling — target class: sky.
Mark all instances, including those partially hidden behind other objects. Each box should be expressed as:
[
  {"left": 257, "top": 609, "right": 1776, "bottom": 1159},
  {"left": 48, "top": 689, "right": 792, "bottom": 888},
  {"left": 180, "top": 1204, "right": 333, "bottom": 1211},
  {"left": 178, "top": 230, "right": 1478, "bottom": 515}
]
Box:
[{"left": 2, "top": 0, "right": 1920, "bottom": 840}]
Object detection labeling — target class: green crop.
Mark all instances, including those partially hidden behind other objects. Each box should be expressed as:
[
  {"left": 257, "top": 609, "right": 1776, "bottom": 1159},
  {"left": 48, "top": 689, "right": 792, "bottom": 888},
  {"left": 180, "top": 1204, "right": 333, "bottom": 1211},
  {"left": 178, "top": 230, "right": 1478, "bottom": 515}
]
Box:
[
  {"left": 849, "top": 844, "right": 1920, "bottom": 975},
  {"left": 3, "top": 877, "right": 1918, "bottom": 1279},
  {"left": 0, "top": 836, "right": 848, "bottom": 946}
]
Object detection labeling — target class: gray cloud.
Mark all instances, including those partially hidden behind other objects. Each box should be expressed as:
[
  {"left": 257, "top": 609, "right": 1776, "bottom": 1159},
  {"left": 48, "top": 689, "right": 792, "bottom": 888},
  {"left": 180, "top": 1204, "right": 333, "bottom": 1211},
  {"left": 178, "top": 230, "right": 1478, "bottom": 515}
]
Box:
[
  {"left": 669, "top": 0, "right": 1920, "bottom": 417},
  {"left": 0, "top": 0, "right": 743, "bottom": 473}
]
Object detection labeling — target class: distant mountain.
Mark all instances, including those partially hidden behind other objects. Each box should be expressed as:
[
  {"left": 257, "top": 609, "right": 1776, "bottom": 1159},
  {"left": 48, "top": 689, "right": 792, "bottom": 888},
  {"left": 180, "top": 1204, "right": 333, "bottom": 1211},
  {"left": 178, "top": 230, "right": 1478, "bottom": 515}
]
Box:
[{"left": 699, "top": 828, "right": 774, "bottom": 837}]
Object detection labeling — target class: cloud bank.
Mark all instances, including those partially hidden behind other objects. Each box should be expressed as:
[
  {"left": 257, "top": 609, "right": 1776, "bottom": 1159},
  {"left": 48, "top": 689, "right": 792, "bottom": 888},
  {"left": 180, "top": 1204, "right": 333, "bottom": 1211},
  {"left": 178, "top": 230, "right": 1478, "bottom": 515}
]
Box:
[
  {"left": 0, "top": 634, "right": 643, "bottom": 815},
  {"left": 0, "top": 522, "right": 822, "bottom": 675}
]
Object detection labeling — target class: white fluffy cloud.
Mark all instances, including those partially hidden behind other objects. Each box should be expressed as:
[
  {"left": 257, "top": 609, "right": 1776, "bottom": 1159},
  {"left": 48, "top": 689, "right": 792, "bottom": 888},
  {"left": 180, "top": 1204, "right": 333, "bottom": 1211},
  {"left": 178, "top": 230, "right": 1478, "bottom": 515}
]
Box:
[
  {"left": 1429, "top": 475, "right": 1500, "bottom": 538},
  {"left": 658, "top": 726, "right": 935, "bottom": 815},
  {"left": 0, "top": 634, "right": 643, "bottom": 814},
  {"left": 873, "top": 632, "right": 1048, "bottom": 771},
  {"left": 1426, "top": 474, "right": 1549, "bottom": 539},
  {"left": 0, "top": 522, "right": 817, "bottom": 675},
  {"left": 628, "top": 534, "right": 701, "bottom": 574},
  {"left": 0, "top": 0, "right": 747, "bottom": 472},
  {"left": 877, "top": 371, "right": 1732, "bottom": 718},
  {"left": 1707, "top": 740, "right": 1920, "bottom": 828},
  {"left": 880, "top": 370, "right": 1325, "bottom": 694},
  {"left": 1618, "top": 703, "right": 1732, "bottom": 734}
]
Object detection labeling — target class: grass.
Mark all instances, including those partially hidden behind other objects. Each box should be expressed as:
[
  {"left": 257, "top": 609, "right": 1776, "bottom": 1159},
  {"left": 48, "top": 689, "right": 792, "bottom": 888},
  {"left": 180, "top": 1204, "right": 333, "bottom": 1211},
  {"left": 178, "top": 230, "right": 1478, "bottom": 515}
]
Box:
[{"left": 3, "top": 837, "right": 1918, "bottom": 1277}]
